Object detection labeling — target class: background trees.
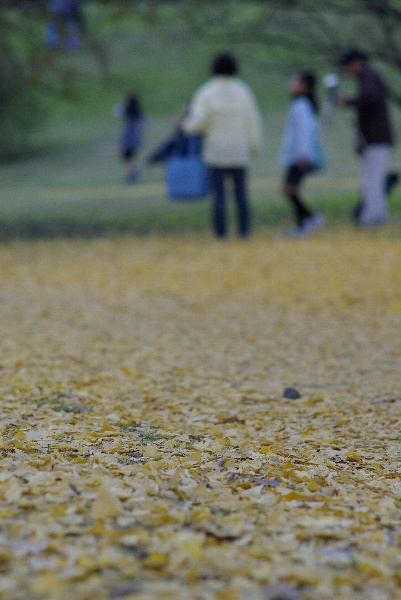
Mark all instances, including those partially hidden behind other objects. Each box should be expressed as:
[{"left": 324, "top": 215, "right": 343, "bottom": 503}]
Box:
[
  {"left": 0, "top": 0, "right": 121, "bottom": 157},
  {"left": 0, "top": 4, "right": 46, "bottom": 157},
  {"left": 2, "top": 0, "right": 401, "bottom": 158},
  {"left": 247, "top": 0, "right": 401, "bottom": 106}
]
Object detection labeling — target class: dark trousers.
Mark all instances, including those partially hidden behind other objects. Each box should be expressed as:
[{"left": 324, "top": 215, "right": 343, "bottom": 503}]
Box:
[{"left": 210, "top": 167, "right": 250, "bottom": 237}]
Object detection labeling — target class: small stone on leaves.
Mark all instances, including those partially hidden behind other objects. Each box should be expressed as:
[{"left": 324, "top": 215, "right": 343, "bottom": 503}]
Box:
[{"left": 283, "top": 387, "right": 301, "bottom": 400}]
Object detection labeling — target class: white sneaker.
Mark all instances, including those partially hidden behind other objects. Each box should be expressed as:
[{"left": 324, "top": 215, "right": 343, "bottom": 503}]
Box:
[
  {"left": 301, "top": 213, "right": 325, "bottom": 235},
  {"left": 357, "top": 215, "right": 390, "bottom": 228},
  {"left": 284, "top": 213, "right": 325, "bottom": 238}
]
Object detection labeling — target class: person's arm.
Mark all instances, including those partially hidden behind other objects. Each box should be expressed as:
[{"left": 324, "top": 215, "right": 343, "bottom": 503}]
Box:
[
  {"left": 112, "top": 102, "right": 125, "bottom": 118},
  {"left": 343, "top": 71, "right": 383, "bottom": 109},
  {"left": 246, "top": 90, "right": 263, "bottom": 155},
  {"left": 181, "top": 88, "right": 210, "bottom": 134},
  {"left": 147, "top": 137, "right": 177, "bottom": 163}
]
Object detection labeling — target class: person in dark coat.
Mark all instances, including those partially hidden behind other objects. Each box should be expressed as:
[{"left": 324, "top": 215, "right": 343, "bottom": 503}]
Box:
[
  {"left": 338, "top": 49, "right": 396, "bottom": 226},
  {"left": 115, "top": 95, "right": 146, "bottom": 183}
]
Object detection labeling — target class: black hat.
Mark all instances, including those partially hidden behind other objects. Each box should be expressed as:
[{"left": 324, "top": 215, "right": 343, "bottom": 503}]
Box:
[{"left": 338, "top": 48, "right": 368, "bottom": 66}]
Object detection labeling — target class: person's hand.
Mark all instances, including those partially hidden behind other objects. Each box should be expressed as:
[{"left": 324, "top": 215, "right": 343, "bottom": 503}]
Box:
[
  {"left": 298, "top": 159, "right": 310, "bottom": 170},
  {"left": 174, "top": 107, "right": 189, "bottom": 129},
  {"left": 173, "top": 114, "right": 183, "bottom": 129}
]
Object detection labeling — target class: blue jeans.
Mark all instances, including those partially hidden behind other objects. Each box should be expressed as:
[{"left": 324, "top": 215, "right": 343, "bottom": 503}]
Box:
[{"left": 210, "top": 167, "right": 250, "bottom": 237}]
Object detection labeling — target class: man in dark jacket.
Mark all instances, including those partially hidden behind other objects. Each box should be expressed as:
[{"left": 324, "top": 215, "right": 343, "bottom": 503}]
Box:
[{"left": 339, "top": 49, "right": 395, "bottom": 226}]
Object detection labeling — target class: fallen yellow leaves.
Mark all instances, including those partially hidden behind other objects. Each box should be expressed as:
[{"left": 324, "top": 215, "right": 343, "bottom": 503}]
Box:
[
  {"left": 0, "top": 230, "right": 401, "bottom": 599},
  {"left": 91, "top": 480, "right": 123, "bottom": 520}
]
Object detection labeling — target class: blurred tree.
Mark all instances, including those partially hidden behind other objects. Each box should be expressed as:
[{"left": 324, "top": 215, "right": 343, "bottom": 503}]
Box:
[
  {"left": 107, "top": 0, "right": 399, "bottom": 106},
  {"left": 276, "top": 0, "right": 401, "bottom": 106},
  {"left": 2, "top": 0, "right": 401, "bottom": 158},
  {"left": 162, "top": 0, "right": 401, "bottom": 105},
  {"left": 0, "top": 0, "right": 121, "bottom": 157},
  {"left": 0, "top": 5, "right": 47, "bottom": 158}
]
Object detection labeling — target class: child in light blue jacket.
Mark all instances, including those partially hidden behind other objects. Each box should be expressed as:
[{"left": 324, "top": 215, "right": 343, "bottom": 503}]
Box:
[{"left": 280, "top": 72, "right": 326, "bottom": 236}]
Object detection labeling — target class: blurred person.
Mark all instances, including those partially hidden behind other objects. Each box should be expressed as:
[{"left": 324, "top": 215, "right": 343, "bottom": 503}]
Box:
[
  {"left": 181, "top": 52, "right": 262, "bottom": 238},
  {"left": 279, "top": 71, "right": 326, "bottom": 237},
  {"left": 114, "top": 94, "right": 146, "bottom": 184},
  {"left": 45, "top": 0, "right": 84, "bottom": 50},
  {"left": 338, "top": 48, "right": 395, "bottom": 227}
]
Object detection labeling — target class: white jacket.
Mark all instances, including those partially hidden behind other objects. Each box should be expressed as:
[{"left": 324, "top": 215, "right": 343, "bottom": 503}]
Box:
[{"left": 182, "top": 77, "right": 262, "bottom": 167}]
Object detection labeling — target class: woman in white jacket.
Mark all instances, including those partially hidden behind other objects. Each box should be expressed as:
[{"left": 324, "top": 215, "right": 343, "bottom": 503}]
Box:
[
  {"left": 280, "top": 72, "right": 326, "bottom": 236},
  {"left": 182, "top": 53, "right": 262, "bottom": 238}
]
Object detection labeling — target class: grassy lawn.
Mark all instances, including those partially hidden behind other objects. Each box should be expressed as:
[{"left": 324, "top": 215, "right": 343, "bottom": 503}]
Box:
[
  {"left": 2, "top": 102, "right": 400, "bottom": 236},
  {"left": 1, "top": 109, "right": 400, "bottom": 237}
]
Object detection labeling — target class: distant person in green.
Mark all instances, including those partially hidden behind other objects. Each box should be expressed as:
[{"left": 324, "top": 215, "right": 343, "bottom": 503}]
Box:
[
  {"left": 181, "top": 52, "right": 262, "bottom": 238},
  {"left": 114, "top": 94, "right": 146, "bottom": 184},
  {"left": 279, "top": 72, "right": 326, "bottom": 237}
]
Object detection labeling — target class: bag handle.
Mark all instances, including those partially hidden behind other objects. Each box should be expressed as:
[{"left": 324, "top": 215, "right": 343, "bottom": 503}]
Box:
[
  {"left": 172, "top": 133, "right": 202, "bottom": 157},
  {"left": 186, "top": 135, "right": 201, "bottom": 156}
]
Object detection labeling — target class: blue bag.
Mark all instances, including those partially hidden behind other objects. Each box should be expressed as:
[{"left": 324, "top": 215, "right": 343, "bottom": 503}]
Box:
[{"left": 165, "top": 136, "right": 209, "bottom": 200}]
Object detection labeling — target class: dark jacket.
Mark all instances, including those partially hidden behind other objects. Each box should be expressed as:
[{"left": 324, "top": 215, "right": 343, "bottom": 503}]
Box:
[
  {"left": 346, "top": 65, "right": 394, "bottom": 146},
  {"left": 121, "top": 116, "right": 145, "bottom": 152},
  {"left": 147, "top": 132, "right": 202, "bottom": 163}
]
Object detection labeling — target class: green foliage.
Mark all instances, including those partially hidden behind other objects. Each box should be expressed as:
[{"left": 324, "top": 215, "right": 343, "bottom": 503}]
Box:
[
  {"left": 0, "top": 9, "right": 46, "bottom": 158},
  {"left": 0, "top": 60, "right": 42, "bottom": 159},
  {"left": 1, "top": 0, "right": 401, "bottom": 240},
  {"left": 5, "top": 0, "right": 401, "bottom": 159}
]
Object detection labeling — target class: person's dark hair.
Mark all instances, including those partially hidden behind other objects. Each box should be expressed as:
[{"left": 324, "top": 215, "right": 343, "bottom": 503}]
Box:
[
  {"left": 125, "top": 95, "right": 142, "bottom": 118},
  {"left": 338, "top": 48, "right": 368, "bottom": 66},
  {"left": 299, "top": 71, "right": 319, "bottom": 114},
  {"left": 212, "top": 52, "right": 238, "bottom": 76}
]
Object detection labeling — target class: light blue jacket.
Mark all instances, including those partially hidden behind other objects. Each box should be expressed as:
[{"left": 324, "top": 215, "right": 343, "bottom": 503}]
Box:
[{"left": 279, "top": 96, "right": 326, "bottom": 169}]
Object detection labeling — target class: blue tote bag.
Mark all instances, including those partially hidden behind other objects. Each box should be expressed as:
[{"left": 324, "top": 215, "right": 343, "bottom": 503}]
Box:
[{"left": 165, "top": 136, "right": 209, "bottom": 201}]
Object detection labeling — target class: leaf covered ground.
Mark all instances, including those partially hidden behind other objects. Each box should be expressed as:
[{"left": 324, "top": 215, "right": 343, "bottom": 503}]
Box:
[{"left": 1, "top": 230, "right": 401, "bottom": 600}]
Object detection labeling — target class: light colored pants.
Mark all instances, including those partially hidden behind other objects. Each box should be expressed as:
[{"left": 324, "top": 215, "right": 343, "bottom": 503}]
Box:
[{"left": 360, "top": 144, "right": 390, "bottom": 224}]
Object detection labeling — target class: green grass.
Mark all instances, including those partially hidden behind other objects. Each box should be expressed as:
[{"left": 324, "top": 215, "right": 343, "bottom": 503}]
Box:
[
  {"left": 1, "top": 110, "right": 400, "bottom": 239},
  {"left": 1, "top": 6, "right": 401, "bottom": 239}
]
